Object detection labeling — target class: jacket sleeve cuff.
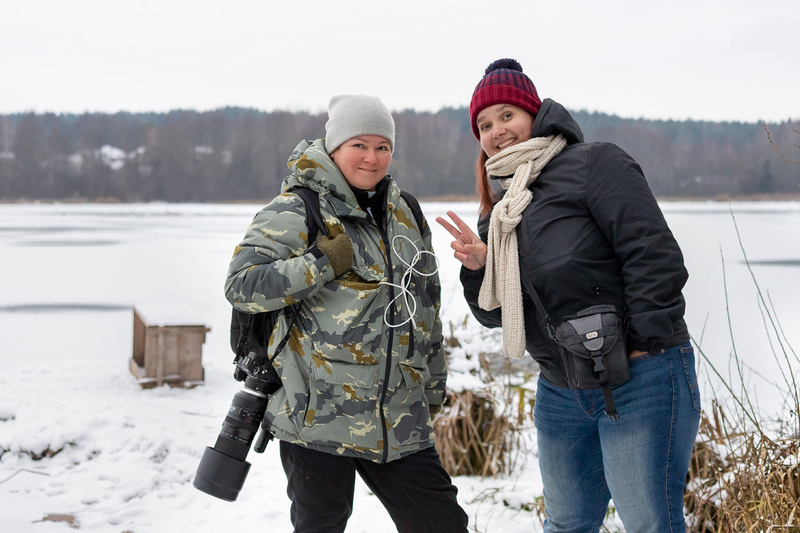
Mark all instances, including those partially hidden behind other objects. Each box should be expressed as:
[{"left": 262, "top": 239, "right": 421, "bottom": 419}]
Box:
[
  {"left": 460, "top": 265, "right": 486, "bottom": 280},
  {"left": 307, "top": 246, "right": 335, "bottom": 285},
  {"left": 309, "top": 246, "right": 326, "bottom": 261},
  {"left": 628, "top": 337, "right": 666, "bottom": 354}
]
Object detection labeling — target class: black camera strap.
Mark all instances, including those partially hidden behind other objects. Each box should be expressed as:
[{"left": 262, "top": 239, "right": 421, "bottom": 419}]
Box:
[{"left": 270, "top": 304, "right": 302, "bottom": 363}]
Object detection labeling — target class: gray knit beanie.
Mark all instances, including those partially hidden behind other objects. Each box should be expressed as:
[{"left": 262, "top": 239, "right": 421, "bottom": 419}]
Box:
[{"left": 324, "top": 95, "right": 395, "bottom": 154}]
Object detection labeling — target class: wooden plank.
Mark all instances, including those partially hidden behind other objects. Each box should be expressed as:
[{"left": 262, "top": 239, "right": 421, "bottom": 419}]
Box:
[
  {"left": 132, "top": 310, "right": 147, "bottom": 367},
  {"left": 143, "top": 325, "right": 160, "bottom": 379},
  {"left": 156, "top": 326, "right": 165, "bottom": 387},
  {"left": 179, "top": 329, "right": 207, "bottom": 382}
]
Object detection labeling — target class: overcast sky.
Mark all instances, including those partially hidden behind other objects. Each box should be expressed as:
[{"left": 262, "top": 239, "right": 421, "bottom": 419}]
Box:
[{"left": 2, "top": 0, "right": 798, "bottom": 123}]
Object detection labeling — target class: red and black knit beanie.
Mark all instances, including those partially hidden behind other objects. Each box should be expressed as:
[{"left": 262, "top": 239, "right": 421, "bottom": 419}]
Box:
[{"left": 469, "top": 58, "right": 542, "bottom": 139}]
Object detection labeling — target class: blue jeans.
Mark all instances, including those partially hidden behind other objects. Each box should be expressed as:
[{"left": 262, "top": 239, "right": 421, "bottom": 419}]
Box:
[{"left": 534, "top": 342, "right": 701, "bottom": 533}]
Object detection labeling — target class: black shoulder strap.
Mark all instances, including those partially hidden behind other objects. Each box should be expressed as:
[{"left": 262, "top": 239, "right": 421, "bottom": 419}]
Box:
[
  {"left": 399, "top": 190, "right": 425, "bottom": 234},
  {"left": 255, "top": 188, "right": 326, "bottom": 370},
  {"left": 291, "top": 186, "right": 327, "bottom": 242},
  {"left": 519, "top": 266, "right": 555, "bottom": 340},
  {"left": 233, "top": 186, "right": 324, "bottom": 357}
]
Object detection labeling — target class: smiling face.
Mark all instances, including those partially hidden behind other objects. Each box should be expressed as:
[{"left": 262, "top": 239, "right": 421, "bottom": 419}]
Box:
[
  {"left": 330, "top": 135, "right": 392, "bottom": 191},
  {"left": 476, "top": 103, "right": 535, "bottom": 157}
]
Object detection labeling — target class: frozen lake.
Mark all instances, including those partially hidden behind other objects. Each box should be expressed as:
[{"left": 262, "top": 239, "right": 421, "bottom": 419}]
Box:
[
  {"left": 1, "top": 200, "right": 799, "bottom": 532},
  {"left": 1, "top": 201, "right": 798, "bottom": 410}
]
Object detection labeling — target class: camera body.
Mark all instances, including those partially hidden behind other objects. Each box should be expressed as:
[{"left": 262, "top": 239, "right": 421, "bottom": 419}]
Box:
[{"left": 193, "top": 351, "right": 281, "bottom": 502}]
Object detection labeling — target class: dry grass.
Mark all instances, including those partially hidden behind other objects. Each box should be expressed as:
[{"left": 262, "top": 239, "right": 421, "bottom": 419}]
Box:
[
  {"left": 434, "top": 386, "right": 528, "bottom": 478},
  {"left": 435, "top": 320, "right": 535, "bottom": 478},
  {"left": 686, "top": 401, "right": 800, "bottom": 532},
  {"left": 684, "top": 206, "right": 800, "bottom": 531}
]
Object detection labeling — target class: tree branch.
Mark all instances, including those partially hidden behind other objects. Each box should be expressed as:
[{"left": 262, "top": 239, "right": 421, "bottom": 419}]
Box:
[{"left": 762, "top": 121, "right": 800, "bottom": 163}]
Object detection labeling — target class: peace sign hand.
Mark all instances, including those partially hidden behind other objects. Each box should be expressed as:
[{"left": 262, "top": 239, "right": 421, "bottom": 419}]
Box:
[{"left": 435, "top": 211, "right": 488, "bottom": 271}]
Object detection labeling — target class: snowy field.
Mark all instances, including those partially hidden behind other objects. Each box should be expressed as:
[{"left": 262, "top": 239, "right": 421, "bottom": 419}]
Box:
[{"left": 1, "top": 200, "right": 799, "bottom": 532}]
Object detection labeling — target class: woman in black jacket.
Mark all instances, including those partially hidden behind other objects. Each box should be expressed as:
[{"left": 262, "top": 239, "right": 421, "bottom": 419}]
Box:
[{"left": 437, "top": 59, "right": 701, "bottom": 533}]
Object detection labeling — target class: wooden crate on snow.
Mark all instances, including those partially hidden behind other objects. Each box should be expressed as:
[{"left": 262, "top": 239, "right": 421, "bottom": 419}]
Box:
[{"left": 129, "top": 303, "right": 209, "bottom": 388}]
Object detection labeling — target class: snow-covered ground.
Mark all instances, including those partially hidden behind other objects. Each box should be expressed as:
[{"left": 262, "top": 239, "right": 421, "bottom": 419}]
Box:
[{"left": 1, "top": 201, "right": 798, "bottom": 532}]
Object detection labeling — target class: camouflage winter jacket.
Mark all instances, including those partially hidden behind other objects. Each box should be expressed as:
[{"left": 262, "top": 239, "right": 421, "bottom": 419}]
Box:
[{"left": 224, "top": 138, "right": 445, "bottom": 463}]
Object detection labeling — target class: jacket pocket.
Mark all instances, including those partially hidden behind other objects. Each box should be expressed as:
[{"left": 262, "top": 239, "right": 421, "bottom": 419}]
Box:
[
  {"left": 386, "top": 354, "right": 432, "bottom": 448},
  {"left": 398, "top": 353, "right": 431, "bottom": 390},
  {"left": 301, "top": 356, "right": 381, "bottom": 448}
]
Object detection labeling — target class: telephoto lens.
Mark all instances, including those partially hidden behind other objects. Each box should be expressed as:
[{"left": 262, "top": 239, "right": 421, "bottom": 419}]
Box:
[{"left": 193, "top": 376, "right": 272, "bottom": 501}]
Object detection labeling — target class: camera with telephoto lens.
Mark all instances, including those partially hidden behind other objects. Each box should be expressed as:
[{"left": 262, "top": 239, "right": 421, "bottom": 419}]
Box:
[{"left": 192, "top": 350, "right": 281, "bottom": 502}]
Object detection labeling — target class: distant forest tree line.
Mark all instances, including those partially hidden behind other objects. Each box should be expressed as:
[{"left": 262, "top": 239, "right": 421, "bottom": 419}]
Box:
[{"left": 1, "top": 107, "right": 798, "bottom": 202}]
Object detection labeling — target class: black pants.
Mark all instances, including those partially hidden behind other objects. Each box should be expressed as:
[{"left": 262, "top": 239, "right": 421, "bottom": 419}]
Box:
[{"left": 280, "top": 441, "right": 469, "bottom": 533}]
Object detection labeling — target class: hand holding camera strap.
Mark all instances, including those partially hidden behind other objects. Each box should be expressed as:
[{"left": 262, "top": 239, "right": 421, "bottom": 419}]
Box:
[{"left": 519, "top": 269, "right": 622, "bottom": 421}]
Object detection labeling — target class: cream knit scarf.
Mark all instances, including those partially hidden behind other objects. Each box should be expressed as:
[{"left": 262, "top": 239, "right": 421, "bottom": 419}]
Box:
[{"left": 478, "top": 134, "right": 567, "bottom": 358}]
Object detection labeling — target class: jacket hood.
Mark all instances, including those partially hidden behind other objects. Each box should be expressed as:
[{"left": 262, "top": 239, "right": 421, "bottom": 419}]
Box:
[
  {"left": 531, "top": 98, "right": 584, "bottom": 145},
  {"left": 283, "top": 138, "right": 348, "bottom": 198}
]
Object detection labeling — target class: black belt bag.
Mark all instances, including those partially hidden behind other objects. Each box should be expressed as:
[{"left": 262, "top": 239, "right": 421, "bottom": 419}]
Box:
[
  {"left": 521, "top": 270, "right": 630, "bottom": 420},
  {"left": 553, "top": 305, "right": 630, "bottom": 420}
]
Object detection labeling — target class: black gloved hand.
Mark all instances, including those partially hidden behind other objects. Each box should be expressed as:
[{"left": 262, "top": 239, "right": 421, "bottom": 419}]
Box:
[
  {"left": 316, "top": 233, "right": 353, "bottom": 277},
  {"left": 429, "top": 404, "right": 443, "bottom": 421}
]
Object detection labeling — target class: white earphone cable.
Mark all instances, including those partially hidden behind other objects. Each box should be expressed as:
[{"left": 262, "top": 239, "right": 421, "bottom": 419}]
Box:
[{"left": 379, "top": 234, "right": 439, "bottom": 329}]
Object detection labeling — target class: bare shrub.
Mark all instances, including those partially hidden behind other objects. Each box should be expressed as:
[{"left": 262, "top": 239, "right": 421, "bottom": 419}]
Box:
[
  {"left": 687, "top": 402, "right": 800, "bottom": 531},
  {"left": 684, "top": 207, "right": 800, "bottom": 531},
  {"left": 435, "top": 387, "right": 521, "bottom": 477},
  {"left": 435, "top": 318, "right": 535, "bottom": 478}
]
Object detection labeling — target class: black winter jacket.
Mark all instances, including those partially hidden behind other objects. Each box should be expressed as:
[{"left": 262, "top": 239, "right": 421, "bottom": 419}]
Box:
[{"left": 460, "top": 99, "right": 690, "bottom": 388}]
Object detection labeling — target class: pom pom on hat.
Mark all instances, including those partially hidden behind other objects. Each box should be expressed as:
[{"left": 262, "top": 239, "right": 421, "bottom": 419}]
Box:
[
  {"left": 485, "top": 58, "right": 522, "bottom": 75},
  {"left": 325, "top": 95, "right": 396, "bottom": 154},
  {"left": 469, "top": 58, "right": 542, "bottom": 139}
]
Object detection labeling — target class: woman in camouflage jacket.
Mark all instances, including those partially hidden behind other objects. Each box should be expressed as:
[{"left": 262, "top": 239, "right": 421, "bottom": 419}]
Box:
[{"left": 225, "top": 95, "right": 468, "bottom": 532}]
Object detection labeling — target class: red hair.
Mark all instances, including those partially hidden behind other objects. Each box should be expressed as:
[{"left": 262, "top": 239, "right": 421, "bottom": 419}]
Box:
[{"left": 475, "top": 146, "right": 497, "bottom": 218}]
